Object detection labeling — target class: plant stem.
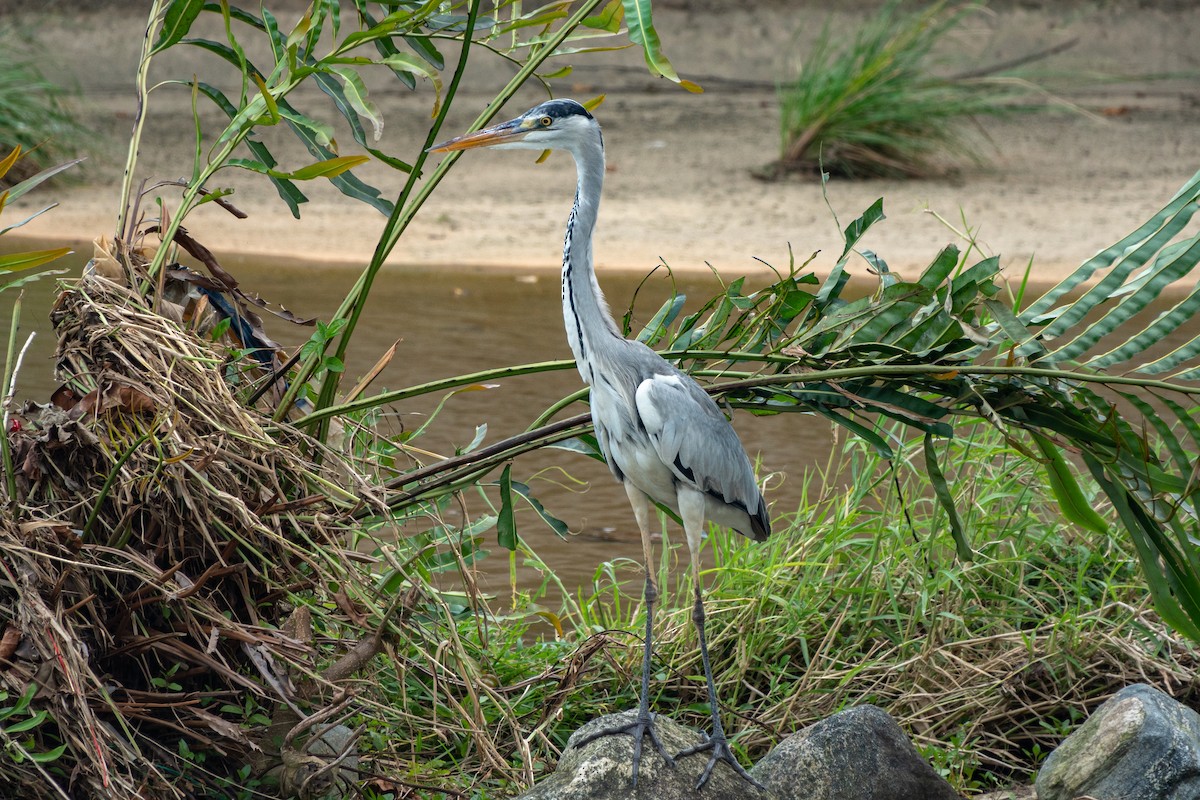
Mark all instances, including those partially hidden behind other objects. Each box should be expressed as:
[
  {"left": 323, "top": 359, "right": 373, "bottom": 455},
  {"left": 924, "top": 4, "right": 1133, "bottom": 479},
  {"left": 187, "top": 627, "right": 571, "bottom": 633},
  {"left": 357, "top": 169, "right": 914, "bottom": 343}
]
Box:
[
  {"left": 0, "top": 295, "right": 22, "bottom": 504},
  {"left": 297, "top": 0, "right": 612, "bottom": 430},
  {"left": 116, "top": 1, "right": 168, "bottom": 246}
]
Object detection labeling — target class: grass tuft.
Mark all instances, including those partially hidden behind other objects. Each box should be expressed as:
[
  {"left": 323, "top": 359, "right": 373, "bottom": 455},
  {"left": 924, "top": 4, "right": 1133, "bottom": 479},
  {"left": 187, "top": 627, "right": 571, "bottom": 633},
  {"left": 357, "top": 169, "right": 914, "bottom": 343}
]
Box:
[
  {"left": 767, "top": 1, "right": 1041, "bottom": 179},
  {"left": 0, "top": 24, "right": 88, "bottom": 187}
]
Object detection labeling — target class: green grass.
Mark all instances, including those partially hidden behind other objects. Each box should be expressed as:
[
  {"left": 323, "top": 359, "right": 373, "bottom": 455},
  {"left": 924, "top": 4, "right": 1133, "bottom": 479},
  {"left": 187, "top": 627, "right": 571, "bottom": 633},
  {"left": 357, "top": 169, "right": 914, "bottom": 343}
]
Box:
[
  {"left": 0, "top": 24, "right": 87, "bottom": 186},
  {"left": 362, "top": 423, "right": 1196, "bottom": 796},
  {"left": 771, "top": 1, "right": 1038, "bottom": 179}
]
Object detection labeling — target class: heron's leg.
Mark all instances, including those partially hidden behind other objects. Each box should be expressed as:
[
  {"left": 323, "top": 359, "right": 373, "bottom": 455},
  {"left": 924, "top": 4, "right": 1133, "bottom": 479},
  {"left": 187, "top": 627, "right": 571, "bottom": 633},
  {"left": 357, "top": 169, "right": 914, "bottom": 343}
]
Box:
[
  {"left": 673, "top": 490, "right": 765, "bottom": 790},
  {"left": 574, "top": 483, "right": 673, "bottom": 784}
]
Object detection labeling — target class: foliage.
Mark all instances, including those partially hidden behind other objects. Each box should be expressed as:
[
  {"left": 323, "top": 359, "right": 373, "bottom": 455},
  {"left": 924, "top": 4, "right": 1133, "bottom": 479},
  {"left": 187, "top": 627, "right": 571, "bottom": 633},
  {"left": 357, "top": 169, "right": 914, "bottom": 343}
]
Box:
[
  {"left": 770, "top": 1, "right": 1046, "bottom": 178},
  {"left": 0, "top": 25, "right": 88, "bottom": 188},
  {"left": 349, "top": 426, "right": 1194, "bottom": 795},
  {"left": 2, "top": 0, "right": 1200, "bottom": 795},
  {"left": 0, "top": 1, "right": 689, "bottom": 797},
  {"left": 599, "top": 425, "right": 1195, "bottom": 791}
]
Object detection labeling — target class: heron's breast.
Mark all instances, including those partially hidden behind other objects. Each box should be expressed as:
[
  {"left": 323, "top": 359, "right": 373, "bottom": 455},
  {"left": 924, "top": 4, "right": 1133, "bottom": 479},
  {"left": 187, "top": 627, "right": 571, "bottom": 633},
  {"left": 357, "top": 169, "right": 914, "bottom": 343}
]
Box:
[{"left": 591, "top": 387, "right": 678, "bottom": 508}]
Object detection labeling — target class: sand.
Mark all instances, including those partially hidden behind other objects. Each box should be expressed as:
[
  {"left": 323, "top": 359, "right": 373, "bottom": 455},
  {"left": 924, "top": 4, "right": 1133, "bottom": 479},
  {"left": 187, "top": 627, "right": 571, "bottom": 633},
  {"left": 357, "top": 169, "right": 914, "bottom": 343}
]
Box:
[{"left": 5, "top": 1, "right": 1199, "bottom": 286}]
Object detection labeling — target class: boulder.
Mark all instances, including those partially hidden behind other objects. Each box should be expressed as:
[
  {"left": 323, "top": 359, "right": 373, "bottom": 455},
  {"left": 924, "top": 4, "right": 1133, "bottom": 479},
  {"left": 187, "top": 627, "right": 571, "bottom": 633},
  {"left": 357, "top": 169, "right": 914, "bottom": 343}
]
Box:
[
  {"left": 1036, "top": 683, "right": 1200, "bottom": 800},
  {"left": 516, "top": 705, "right": 961, "bottom": 800},
  {"left": 750, "top": 705, "right": 961, "bottom": 800},
  {"left": 514, "top": 710, "right": 774, "bottom": 799}
]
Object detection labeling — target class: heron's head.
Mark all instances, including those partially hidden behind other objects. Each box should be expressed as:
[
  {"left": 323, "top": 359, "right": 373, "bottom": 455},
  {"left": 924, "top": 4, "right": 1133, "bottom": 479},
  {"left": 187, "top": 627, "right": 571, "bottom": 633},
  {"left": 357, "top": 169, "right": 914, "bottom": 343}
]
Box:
[{"left": 429, "top": 99, "right": 598, "bottom": 155}]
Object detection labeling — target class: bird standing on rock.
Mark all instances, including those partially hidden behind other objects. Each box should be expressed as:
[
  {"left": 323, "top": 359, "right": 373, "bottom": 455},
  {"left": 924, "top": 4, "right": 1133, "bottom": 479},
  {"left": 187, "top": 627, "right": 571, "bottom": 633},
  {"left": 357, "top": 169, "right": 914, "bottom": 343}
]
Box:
[{"left": 431, "top": 99, "right": 770, "bottom": 789}]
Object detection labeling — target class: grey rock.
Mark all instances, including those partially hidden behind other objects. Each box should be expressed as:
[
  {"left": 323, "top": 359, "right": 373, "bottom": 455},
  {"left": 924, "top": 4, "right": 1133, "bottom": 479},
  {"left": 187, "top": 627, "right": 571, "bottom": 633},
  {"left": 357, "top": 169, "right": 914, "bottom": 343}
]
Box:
[
  {"left": 749, "top": 705, "right": 961, "bottom": 800},
  {"left": 515, "top": 711, "right": 775, "bottom": 799},
  {"left": 1036, "top": 683, "right": 1200, "bottom": 800},
  {"left": 519, "top": 706, "right": 960, "bottom": 800}
]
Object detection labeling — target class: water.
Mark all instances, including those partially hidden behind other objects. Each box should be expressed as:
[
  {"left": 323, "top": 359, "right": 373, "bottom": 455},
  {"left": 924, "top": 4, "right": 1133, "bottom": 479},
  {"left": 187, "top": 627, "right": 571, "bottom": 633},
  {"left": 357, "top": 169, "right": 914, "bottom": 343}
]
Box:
[
  {"left": 1, "top": 246, "right": 834, "bottom": 598},
  {"left": 12, "top": 245, "right": 1191, "bottom": 602}
]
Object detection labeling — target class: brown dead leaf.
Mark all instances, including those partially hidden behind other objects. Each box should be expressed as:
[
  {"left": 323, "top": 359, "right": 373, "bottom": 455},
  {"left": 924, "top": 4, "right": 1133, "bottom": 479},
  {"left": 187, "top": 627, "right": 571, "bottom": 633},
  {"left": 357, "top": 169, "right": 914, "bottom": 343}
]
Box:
[
  {"left": 0, "top": 625, "right": 21, "bottom": 660},
  {"left": 87, "top": 235, "right": 126, "bottom": 284},
  {"left": 76, "top": 384, "right": 157, "bottom": 416}
]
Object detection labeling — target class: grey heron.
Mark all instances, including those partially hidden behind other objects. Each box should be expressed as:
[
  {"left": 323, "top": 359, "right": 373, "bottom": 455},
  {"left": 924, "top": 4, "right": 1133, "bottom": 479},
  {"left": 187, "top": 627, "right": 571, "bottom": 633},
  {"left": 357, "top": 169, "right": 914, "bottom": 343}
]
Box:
[{"left": 431, "top": 99, "right": 770, "bottom": 789}]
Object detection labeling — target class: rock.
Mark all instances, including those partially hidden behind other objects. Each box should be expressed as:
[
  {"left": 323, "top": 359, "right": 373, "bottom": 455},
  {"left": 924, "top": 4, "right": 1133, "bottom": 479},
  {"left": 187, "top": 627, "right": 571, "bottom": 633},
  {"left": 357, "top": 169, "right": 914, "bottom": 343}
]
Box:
[
  {"left": 517, "top": 706, "right": 960, "bottom": 800},
  {"left": 749, "top": 705, "right": 961, "bottom": 800},
  {"left": 514, "top": 711, "right": 775, "bottom": 799},
  {"left": 1036, "top": 683, "right": 1200, "bottom": 800}
]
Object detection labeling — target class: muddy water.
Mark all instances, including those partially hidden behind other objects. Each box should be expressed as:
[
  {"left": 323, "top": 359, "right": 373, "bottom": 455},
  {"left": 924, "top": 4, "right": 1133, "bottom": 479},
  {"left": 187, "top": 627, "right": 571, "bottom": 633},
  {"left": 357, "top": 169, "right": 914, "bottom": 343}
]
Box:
[{"left": 2, "top": 249, "right": 834, "bottom": 598}]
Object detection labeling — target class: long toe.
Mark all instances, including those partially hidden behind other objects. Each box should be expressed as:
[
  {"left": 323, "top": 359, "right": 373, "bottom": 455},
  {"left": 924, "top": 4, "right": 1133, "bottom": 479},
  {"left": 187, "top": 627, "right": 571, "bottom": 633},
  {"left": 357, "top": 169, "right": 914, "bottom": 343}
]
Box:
[
  {"left": 676, "top": 732, "right": 764, "bottom": 791},
  {"left": 574, "top": 711, "right": 675, "bottom": 786}
]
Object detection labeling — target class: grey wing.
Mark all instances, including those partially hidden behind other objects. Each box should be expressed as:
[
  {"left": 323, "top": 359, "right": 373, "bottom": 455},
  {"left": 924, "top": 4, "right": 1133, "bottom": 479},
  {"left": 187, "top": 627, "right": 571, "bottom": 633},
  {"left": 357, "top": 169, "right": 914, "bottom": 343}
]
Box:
[{"left": 634, "top": 370, "right": 770, "bottom": 541}]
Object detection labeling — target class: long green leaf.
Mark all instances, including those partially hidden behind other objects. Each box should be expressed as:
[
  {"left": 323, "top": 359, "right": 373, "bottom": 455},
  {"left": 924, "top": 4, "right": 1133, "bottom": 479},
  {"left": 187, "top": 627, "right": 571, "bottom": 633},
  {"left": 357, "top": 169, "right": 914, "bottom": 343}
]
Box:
[
  {"left": 3, "top": 159, "right": 83, "bottom": 204},
  {"left": 620, "top": 0, "right": 699, "bottom": 92},
  {"left": 1023, "top": 170, "right": 1200, "bottom": 324},
  {"left": 329, "top": 67, "right": 383, "bottom": 141},
  {"left": 923, "top": 434, "right": 973, "bottom": 561},
  {"left": 497, "top": 464, "right": 517, "bottom": 550},
  {"left": 152, "top": 0, "right": 205, "bottom": 54},
  {"left": 1086, "top": 455, "right": 1200, "bottom": 641},
  {"left": 277, "top": 155, "right": 370, "bottom": 181},
  {"left": 196, "top": 82, "right": 308, "bottom": 217},
  {"left": 511, "top": 480, "right": 570, "bottom": 540},
  {"left": 1052, "top": 236, "right": 1200, "bottom": 363},
  {"left": 1089, "top": 279, "right": 1200, "bottom": 372},
  {"left": 1031, "top": 432, "right": 1109, "bottom": 535},
  {"left": 0, "top": 248, "right": 72, "bottom": 272}
]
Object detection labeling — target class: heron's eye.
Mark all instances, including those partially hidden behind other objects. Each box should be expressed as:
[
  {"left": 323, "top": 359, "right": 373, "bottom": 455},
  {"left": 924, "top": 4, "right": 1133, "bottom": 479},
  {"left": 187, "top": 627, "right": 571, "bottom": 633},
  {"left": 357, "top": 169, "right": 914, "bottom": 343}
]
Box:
[{"left": 539, "top": 116, "right": 553, "bottom": 127}]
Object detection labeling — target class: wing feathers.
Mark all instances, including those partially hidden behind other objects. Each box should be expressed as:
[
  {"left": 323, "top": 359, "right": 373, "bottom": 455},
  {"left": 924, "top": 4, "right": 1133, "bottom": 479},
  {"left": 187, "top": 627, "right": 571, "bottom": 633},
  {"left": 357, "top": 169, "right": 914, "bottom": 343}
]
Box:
[{"left": 634, "top": 371, "right": 769, "bottom": 540}]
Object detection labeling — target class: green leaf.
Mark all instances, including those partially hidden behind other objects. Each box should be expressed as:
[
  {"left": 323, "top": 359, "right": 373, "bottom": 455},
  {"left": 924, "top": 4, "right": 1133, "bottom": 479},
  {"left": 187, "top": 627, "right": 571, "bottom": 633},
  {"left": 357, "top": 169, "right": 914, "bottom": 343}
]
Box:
[
  {"left": 814, "top": 406, "right": 893, "bottom": 459},
  {"left": 1109, "top": 282, "right": 1200, "bottom": 373},
  {"left": 583, "top": 0, "right": 623, "bottom": 32},
  {"left": 917, "top": 245, "right": 959, "bottom": 290},
  {"left": 983, "top": 298, "right": 1045, "bottom": 358},
  {"left": 1087, "top": 456, "right": 1200, "bottom": 641},
  {"left": 840, "top": 197, "right": 885, "bottom": 261},
  {"left": 1031, "top": 433, "right": 1109, "bottom": 535},
  {"left": 310, "top": 73, "right": 412, "bottom": 171},
  {"left": 277, "top": 155, "right": 370, "bottom": 181},
  {"left": 510, "top": 481, "right": 570, "bottom": 539},
  {"left": 636, "top": 293, "right": 685, "bottom": 344},
  {"left": 497, "top": 464, "right": 517, "bottom": 551},
  {"left": 1051, "top": 236, "right": 1200, "bottom": 364},
  {"left": 463, "top": 424, "right": 487, "bottom": 454},
  {"left": 3, "top": 159, "right": 83, "bottom": 204},
  {"left": 274, "top": 96, "right": 392, "bottom": 215},
  {"left": 620, "top": 0, "right": 700, "bottom": 92},
  {"left": 924, "top": 434, "right": 973, "bottom": 561},
  {"left": 4, "top": 710, "right": 47, "bottom": 734},
  {"left": 0, "top": 248, "right": 72, "bottom": 273},
  {"left": 227, "top": 158, "right": 269, "bottom": 173},
  {"left": 252, "top": 73, "right": 280, "bottom": 124},
  {"left": 153, "top": 0, "right": 205, "bottom": 54},
  {"left": 329, "top": 67, "right": 383, "bottom": 141},
  {"left": 27, "top": 743, "right": 67, "bottom": 764},
  {"left": 1023, "top": 171, "right": 1200, "bottom": 325}
]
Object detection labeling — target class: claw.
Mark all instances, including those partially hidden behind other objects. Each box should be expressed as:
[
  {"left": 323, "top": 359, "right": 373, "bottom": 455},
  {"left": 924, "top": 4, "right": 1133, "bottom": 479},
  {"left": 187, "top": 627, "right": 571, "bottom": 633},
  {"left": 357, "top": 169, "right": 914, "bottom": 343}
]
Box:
[
  {"left": 676, "top": 730, "right": 764, "bottom": 791},
  {"left": 575, "top": 711, "right": 674, "bottom": 786}
]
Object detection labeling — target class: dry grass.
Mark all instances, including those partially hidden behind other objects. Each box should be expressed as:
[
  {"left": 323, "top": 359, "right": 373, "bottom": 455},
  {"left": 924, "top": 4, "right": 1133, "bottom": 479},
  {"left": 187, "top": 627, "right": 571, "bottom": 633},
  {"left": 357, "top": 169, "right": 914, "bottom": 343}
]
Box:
[{"left": 0, "top": 256, "right": 390, "bottom": 796}]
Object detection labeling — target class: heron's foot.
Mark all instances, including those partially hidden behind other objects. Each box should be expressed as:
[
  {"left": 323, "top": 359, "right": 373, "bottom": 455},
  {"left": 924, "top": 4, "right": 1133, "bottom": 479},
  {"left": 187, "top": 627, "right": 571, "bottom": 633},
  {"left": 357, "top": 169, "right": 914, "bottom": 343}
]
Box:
[
  {"left": 675, "top": 730, "right": 764, "bottom": 791},
  {"left": 575, "top": 711, "right": 674, "bottom": 786}
]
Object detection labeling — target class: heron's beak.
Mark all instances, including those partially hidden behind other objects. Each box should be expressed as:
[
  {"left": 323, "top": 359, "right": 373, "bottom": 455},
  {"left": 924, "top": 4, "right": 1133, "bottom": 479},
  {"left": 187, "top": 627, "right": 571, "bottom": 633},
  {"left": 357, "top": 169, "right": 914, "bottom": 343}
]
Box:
[{"left": 429, "top": 117, "right": 529, "bottom": 152}]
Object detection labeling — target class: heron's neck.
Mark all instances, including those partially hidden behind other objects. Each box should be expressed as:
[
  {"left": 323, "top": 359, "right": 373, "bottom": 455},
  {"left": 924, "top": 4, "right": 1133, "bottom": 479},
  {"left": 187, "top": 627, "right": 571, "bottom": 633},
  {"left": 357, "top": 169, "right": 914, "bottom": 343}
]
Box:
[{"left": 562, "top": 135, "right": 619, "bottom": 385}]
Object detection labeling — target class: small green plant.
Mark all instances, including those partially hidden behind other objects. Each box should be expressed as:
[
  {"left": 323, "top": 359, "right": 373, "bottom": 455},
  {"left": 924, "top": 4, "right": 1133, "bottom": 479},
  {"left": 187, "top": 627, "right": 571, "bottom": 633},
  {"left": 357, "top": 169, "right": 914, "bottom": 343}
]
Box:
[
  {"left": 0, "top": 686, "right": 67, "bottom": 769},
  {"left": 769, "top": 1, "right": 1041, "bottom": 178},
  {"left": 0, "top": 25, "right": 88, "bottom": 187}
]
